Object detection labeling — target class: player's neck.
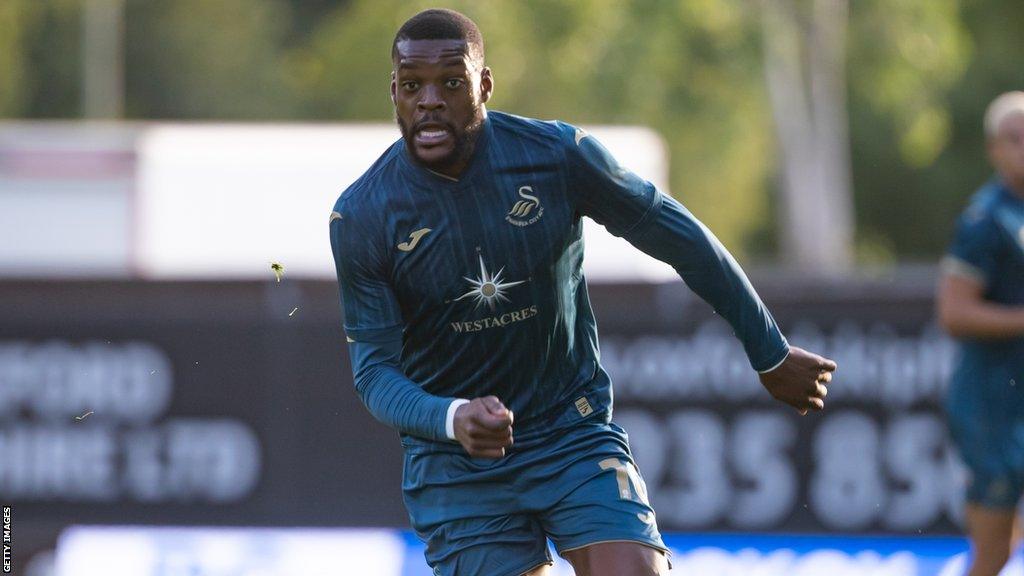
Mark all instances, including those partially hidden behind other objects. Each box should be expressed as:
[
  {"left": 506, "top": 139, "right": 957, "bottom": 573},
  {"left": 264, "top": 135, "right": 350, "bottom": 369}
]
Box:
[
  {"left": 428, "top": 142, "right": 476, "bottom": 180},
  {"left": 418, "top": 116, "right": 488, "bottom": 181}
]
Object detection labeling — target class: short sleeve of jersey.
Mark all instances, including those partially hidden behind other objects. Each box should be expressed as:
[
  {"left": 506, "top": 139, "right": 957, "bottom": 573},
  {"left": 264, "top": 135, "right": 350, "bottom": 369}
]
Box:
[
  {"left": 942, "top": 209, "right": 1001, "bottom": 287},
  {"left": 559, "top": 122, "right": 662, "bottom": 239},
  {"left": 329, "top": 203, "right": 403, "bottom": 343}
]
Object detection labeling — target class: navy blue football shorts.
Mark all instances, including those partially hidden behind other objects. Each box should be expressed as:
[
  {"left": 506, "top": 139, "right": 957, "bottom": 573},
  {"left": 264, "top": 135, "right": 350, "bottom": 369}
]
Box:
[
  {"left": 401, "top": 418, "right": 668, "bottom": 576},
  {"left": 947, "top": 358, "right": 1024, "bottom": 509}
]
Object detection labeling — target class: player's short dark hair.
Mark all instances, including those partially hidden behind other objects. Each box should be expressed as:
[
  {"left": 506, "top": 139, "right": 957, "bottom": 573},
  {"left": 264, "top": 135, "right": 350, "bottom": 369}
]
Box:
[{"left": 391, "top": 9, "right": 484, "bottom": 63}]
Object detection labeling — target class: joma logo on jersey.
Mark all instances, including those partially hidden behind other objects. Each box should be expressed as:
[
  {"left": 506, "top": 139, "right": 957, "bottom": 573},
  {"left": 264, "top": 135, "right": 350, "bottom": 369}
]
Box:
[
  {"left": 506, "top": 186, "right": 544, "bottom": 227},
  {"left": 397, "top": 227, "right": 431, "bottom": 252}
]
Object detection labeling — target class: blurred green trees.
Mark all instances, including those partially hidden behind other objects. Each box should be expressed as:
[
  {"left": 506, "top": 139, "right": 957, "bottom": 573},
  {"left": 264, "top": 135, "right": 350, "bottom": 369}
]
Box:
[
  {"left": 1, "top": 0, "right": 1021, "bottom": 263},
  {"left": 0, "top": 1, "right": 33, "bottom": 116},
  {"left": 850, "top": 1, "right": 1024, "bottom": 260},
  {"left": 123, "top": 0, "right": 295, "bottom": 118}
]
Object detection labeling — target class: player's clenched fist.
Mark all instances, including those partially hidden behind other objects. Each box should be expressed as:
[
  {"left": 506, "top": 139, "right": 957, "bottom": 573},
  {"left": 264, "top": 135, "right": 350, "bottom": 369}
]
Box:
[
  {"left": 758, "top": 346, "right": 837, "bottom": 415},
  {"left": 453, "top": 396, "right": 514, "bottom": 458}
]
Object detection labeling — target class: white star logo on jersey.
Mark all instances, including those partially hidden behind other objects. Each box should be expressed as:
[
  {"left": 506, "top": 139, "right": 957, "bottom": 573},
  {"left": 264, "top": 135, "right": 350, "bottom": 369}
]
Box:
[{"left": 453, "top": 255, "right": 526, "bottom": 311}]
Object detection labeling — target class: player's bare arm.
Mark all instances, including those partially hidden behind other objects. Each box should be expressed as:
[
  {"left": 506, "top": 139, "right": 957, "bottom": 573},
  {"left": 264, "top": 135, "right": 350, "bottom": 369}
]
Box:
[{"left": 938, "top": 268, "right": 1024, "bottom": 339}]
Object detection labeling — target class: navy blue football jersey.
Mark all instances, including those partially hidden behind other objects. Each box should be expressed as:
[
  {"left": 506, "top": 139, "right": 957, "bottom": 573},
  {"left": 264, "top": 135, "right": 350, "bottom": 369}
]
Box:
[
  {"left": 944, "top": 179, "right": 1024, "bottom": 307},
  {"left": 330, "top": 111, "right": 787, "bottom": 443},
  {"left": 944, "top": 178, "right": 1024, "bottom": 377}
]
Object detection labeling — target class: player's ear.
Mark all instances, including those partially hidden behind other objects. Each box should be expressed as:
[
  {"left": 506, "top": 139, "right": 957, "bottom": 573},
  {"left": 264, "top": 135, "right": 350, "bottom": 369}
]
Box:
[
  {"left": 390, "top": 70, "right": 397, "bottom": 105},
  {"left": 479, "top": 66, "right": 493, "bottom": 104}
]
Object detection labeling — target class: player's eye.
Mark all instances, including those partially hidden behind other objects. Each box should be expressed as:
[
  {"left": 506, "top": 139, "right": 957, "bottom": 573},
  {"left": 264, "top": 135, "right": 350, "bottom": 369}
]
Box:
[
  {"left": 401, "top": 81, "right": 419, "bottom": 92},
  {"left": 445, "top": 78, "right": 464, "bottom": 89}
]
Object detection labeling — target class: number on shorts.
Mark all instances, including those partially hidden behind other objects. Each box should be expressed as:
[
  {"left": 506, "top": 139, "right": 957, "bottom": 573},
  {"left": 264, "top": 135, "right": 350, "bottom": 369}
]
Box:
[
  {"left": 600, "top": 457, "right": 655, "bottom": 524},
  {"left": 599, "top": 458, "right": 650, "bottom": 504}
]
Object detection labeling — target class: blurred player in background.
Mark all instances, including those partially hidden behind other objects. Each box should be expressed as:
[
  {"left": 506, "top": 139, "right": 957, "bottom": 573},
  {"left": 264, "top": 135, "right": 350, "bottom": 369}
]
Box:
[
  {"left": 329, "top": 9, "right": 836, "bottom": 576},
  {"left": 939, "top": 91, "right": 1024, "bottom": 576}
]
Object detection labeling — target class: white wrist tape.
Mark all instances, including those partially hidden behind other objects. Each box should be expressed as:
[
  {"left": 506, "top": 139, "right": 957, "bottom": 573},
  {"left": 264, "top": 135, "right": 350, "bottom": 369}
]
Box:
[{"left": 445, "top": 399, "right": 471, "bottom": 440}]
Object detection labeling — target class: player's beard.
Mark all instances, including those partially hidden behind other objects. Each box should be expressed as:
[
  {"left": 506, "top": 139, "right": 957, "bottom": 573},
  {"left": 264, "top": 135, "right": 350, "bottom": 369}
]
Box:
[{"left": 397, "top": 112, "right": 485, "bottom": 175}]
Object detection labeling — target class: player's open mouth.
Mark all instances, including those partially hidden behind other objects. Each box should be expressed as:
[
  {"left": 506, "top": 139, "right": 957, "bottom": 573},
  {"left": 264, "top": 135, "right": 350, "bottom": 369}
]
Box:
[{"left": 414, "top": 125, "right": 452, "bottom": 147}]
